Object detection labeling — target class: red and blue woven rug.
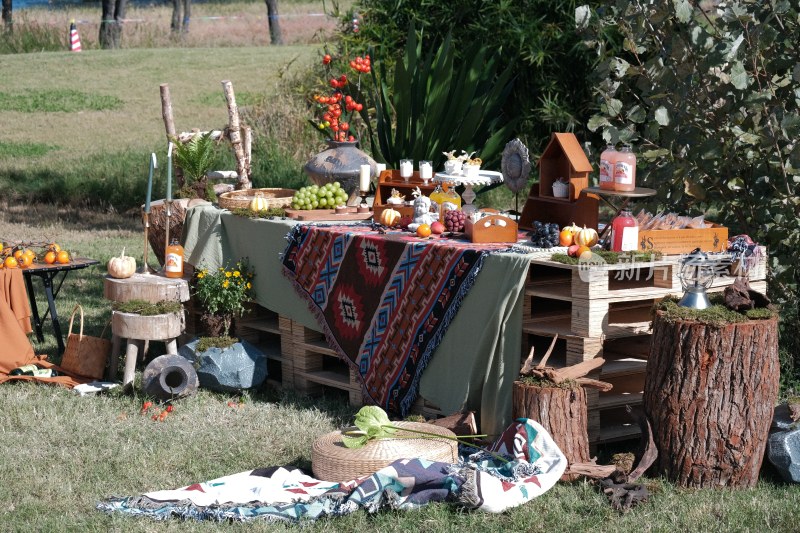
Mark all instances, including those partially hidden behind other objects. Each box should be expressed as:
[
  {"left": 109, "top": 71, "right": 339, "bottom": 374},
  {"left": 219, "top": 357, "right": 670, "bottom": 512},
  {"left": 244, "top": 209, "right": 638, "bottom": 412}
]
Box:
[{"left": 282, "top": 223, "right": 513, "bottom": 416}]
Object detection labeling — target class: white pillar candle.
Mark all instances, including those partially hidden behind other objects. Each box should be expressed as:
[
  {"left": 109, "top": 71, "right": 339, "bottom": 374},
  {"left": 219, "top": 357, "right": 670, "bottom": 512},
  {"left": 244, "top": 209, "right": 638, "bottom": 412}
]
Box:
[
  {"left": 359, "top": 164, "right": 371, "bottom": 192},
  {"left": 419, "top": 160, "right": 433, "bottom": 181},
  {"left": 400, "top": 159, "right": 413, "bottom": 178},
  {"left": 375, "top": 163, "right": 386, "bottom": 177}
]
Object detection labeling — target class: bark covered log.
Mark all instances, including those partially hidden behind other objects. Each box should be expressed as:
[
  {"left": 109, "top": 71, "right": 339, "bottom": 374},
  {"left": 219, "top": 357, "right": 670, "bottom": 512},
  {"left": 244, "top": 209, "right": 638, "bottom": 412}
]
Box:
[
  {"left": 512, "top": 382, "right": 590, "bottom": 480},
  {"left": 643, "top": 311, "right": 780, "bottom": 488}
]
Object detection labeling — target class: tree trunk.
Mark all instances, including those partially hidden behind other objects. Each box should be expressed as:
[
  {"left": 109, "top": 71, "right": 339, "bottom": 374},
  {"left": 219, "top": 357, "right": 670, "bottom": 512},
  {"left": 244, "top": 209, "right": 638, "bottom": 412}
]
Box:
[
  {"left": 171, "top": 0, "right": 191, "bottom": 33},
  {"left": 265, "top": 0, "right": 283, "bottom": 45},
  {"left": 512, "top": 382, "right": 590, "bottom": 480},
  {"left": 99, "top": 0, "right": 126, "bottom": 49},
  {"left": 643, "top": 312, "right": 780, "bottom": 488},
  {"left": 2, "top": 0, "right": 11, "bottom": 30}
]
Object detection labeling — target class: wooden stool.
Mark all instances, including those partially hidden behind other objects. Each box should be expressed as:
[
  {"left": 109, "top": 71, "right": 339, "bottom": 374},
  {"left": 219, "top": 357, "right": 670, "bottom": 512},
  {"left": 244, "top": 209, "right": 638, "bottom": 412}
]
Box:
[
  {"left": 112, "top": 311, "right": 185, "bottom": 387},
  {"left": 104, "top": 274, "right": 190, "bottom": 385}
]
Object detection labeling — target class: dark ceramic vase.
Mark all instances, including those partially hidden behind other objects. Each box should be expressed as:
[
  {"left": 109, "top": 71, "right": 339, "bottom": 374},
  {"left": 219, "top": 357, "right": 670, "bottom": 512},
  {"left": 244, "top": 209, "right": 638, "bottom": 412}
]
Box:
[{"left": 303, "top": 140, "right": 377, "bottom": 202}]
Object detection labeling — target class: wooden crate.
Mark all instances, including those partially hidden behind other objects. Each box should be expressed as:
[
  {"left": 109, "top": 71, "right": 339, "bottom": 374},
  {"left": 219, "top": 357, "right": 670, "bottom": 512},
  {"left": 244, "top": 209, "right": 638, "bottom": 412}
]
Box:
[
  {"left": 373, "top": 169, "right": 437, "bottom": 220},
  {"left": 235, "top": 307, "right": 292, "bottom": 390},
  {"left": 638, "top": 224, "right": 728, "bottom": 254}
]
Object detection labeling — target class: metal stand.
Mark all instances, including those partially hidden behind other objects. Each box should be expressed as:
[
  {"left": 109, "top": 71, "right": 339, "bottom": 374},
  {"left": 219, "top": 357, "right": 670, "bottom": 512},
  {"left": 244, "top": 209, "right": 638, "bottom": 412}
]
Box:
[{"left": 137, "top": 212, "right": 158, "bottom": 275}]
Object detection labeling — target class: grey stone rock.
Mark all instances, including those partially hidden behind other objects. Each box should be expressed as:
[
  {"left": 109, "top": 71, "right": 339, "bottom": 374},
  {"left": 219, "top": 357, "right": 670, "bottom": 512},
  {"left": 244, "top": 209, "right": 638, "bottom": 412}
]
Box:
[
  {"left": 178, "top": 339, "right": 267, "bottom": 392},
  {"left": 767, "top": 404, "right": 800, "bottom": 483}
]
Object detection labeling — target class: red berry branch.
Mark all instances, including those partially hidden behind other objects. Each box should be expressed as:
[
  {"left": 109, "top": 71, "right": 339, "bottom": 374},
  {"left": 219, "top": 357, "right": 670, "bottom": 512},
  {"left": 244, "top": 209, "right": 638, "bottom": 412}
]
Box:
[{"left": 310, "top": 52, "right": 372, "bottom": 142}]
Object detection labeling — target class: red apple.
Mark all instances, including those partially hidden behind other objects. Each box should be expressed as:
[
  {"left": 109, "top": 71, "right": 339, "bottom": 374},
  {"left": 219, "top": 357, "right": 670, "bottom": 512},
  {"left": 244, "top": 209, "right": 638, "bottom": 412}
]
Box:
[
  {"left": 567, "top": 244, "right": 580, "bottom": 258},
  {"left": 398, "top": 215, "right": 413, "bottom": 229},
  {"left": 430, "top": 221, "right": 445, "bottom": 235}
]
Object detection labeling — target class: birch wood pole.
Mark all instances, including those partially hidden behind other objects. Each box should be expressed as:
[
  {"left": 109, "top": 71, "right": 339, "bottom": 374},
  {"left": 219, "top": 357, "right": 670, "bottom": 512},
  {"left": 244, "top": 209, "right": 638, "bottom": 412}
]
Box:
[{"left": 221, "top": 80, "right": 251, "bottom": 190}]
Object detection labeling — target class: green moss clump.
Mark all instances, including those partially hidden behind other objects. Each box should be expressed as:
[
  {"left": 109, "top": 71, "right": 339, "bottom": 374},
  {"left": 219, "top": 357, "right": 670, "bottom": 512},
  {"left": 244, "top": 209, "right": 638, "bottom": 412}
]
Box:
[
  {"left": 112, "top": 300, "right": 183, "bottom": 316},
  {"left": 656, "top": 295, "right": 776, "bottom": 326},
  {"left": 403, "top": 414, "right": 427, "bottom": 423},
  {"left": 550, "top": 250, "right": 662, "bottom": 265},
  {"left": 196, "top": 336, "right": 238, "bottom": 352},
  {"left": 516, "top": 376, "right": 579, "bottom": 389},
  {"left": 229, "top": 207, "right": 287, "bottom": 219}
]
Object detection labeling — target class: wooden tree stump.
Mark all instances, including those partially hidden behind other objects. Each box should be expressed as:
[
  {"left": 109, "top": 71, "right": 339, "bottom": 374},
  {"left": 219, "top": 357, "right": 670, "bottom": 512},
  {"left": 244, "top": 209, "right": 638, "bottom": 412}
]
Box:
[
  {"left": 643, "top": 312, "right": 780, "bottom": 488},
  {"left": 513, "top": 382, "right": 590, "bottom": 480}
]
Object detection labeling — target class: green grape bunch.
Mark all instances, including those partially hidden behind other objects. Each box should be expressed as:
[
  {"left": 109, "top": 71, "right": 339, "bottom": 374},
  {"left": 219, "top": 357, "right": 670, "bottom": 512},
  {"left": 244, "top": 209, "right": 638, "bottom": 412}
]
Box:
[{"left": 291, "top": 182, "right": 349, "bottom": 210}]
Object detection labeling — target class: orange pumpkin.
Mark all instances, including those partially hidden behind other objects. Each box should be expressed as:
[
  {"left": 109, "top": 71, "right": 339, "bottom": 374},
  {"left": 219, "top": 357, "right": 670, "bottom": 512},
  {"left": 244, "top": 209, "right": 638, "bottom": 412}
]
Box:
[{"left": 379, "top": 208, "right": 401, "bottom": 227}]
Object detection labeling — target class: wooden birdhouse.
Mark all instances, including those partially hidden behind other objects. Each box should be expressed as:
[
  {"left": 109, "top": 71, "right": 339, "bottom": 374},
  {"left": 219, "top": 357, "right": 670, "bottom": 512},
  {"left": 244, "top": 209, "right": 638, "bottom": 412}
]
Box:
[{"left": 519, "top": 133, "right": 599, "bottom": 231}]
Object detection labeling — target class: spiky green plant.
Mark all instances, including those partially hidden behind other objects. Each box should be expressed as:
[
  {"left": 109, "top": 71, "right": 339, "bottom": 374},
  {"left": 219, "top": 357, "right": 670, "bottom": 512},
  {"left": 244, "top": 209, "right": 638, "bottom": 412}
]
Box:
[
  {"left": 170, "top": 131, "right": 217, "bottom": 199},
  {"left": 362, "top": 26, "right": 517, "bottom": 170}
]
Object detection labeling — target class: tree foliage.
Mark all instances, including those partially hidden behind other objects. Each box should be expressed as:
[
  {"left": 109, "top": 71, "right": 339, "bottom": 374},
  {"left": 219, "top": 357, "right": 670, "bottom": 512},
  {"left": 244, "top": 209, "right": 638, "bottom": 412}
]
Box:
[
  {"left": 342, "top": 0, "right": 598, "bottom": 156},
  {"left": 578, "top": 0, "right": 800, "bottom": 383}
]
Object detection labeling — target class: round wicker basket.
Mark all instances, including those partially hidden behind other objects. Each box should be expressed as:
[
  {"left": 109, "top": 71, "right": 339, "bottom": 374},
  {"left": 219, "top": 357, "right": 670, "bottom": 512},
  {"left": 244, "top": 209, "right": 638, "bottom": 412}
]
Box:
[
  {"left": 217, "top": 188, "right": 296, "bottom": 210},
  {"left": 312, "top": 421, "right": 458, "bottom": 482}
]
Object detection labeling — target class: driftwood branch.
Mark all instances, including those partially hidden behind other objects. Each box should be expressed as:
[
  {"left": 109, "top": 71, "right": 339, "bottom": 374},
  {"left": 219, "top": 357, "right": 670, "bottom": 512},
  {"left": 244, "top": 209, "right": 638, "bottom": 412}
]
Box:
[{"left": 221, "top": 80, "right": 251, "bottom": 190}]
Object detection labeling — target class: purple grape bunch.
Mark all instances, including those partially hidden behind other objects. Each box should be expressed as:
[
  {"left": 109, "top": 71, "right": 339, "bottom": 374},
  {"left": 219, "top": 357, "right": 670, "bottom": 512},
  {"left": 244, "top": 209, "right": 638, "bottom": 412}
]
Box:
[
  {"left": 528, "top": 220, "right": 560, "bottom": 248},
  {"left": 443, "top": 209, "right": 467, "bottom": 232}
]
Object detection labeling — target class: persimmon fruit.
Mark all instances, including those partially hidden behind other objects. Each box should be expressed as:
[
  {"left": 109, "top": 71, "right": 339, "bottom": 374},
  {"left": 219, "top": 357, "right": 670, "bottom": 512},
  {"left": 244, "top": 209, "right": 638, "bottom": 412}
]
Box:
[{"left": 56, "top": 250, "right": 70, "bottom": 264}]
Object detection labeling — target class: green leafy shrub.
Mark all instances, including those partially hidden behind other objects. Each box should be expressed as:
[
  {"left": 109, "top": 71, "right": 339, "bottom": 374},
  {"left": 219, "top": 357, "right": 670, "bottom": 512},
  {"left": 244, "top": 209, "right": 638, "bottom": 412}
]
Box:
[
  {"left": 363, "top": 27, "right": 517, "bottom": 170},
  {"left": 578, "top": 0, "right": 799, "bottom": 381}
]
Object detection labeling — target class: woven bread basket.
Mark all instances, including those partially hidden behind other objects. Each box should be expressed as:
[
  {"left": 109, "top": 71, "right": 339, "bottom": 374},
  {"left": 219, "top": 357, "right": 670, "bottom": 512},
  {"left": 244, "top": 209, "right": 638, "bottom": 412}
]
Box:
[
  {"left": 217, "top": 188, "right": 296, "bottom": 210},
  {"left": 312, "top": 421, "right": 458, "bottom": 482}
]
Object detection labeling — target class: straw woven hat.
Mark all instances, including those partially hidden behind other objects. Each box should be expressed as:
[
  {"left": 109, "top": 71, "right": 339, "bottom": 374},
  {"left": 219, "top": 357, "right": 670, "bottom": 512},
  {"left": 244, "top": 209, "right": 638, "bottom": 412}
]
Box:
[{"left": 312, "top": 421, "right": 458, "bottom": 482}]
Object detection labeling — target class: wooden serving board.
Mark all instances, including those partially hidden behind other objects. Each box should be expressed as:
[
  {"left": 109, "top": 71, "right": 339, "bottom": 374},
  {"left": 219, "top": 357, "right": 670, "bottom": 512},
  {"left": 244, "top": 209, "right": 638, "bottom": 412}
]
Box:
[{"left": 284, "top": 207, "right": 373, "bottom": 222}]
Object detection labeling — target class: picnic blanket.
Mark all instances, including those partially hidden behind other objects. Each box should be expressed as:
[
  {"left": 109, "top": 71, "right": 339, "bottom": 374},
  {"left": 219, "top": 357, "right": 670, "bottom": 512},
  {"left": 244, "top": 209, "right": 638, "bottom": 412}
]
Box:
[
  {"left": 0, "top": 269, "right": 87, "bottom": 388},
  {"left": 97, "top": 418, "right": 567, "bottom": 523},
  {"left": 282, "top": 223, "right": 512, "bottom": 417}
]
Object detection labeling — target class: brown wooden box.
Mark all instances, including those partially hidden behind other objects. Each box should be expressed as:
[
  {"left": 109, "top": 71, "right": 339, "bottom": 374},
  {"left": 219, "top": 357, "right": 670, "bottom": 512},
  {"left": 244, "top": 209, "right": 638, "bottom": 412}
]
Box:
[
  {"left": 465, "top": 213, "right": 519, "bottom": 243},
  {"left": 373, "top": 169, "right": 437, "bottom": 220},
  {"left": 637, "top": 224, "right": 728, "bottom": 255},
  {"left": 538, "top": 133, "right": 593, "bottom": 202},
  {"left": 520, "top": 132, "right": 600, "bottom": 231}
]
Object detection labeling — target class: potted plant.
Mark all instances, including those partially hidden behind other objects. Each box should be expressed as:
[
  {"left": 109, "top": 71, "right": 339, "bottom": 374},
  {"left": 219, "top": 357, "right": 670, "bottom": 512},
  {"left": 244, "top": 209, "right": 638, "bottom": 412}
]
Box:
[
  {"left": 171, "top": 131, "right": 219, "bottom": 202},
  {"left": 178, "top": 259, "right": 267, "bottom": 392}
]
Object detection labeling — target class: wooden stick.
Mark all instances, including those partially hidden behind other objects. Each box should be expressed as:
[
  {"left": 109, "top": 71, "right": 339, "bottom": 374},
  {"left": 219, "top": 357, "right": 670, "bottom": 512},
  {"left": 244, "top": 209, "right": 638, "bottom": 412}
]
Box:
[
  {"left": 535, "top": 334, "right": 559, "bottom": 369},
  {"left": 520, "top": 346, "right": 537, "bottom": 375},
  {"left": 160, "top": 83, "right": 176, "bottom": 140},
  {"left": 243, "top": 125, "right": 252, "bottom": 180},
  {"left": 221, "top": 80, "right": 250, "bottom": 191},
  {"left": 575, "top": 377, "right": 613, "bottom": 392},
  {"left": 552, "top": 357, "right": 605, "bottom": 381}
]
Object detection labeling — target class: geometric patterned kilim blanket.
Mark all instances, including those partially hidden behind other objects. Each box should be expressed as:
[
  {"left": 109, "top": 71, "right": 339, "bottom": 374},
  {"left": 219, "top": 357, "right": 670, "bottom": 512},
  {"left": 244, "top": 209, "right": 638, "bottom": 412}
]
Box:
[
  {"left": 282, "top": 223, "right": 513, "bottom": 417},
  {"left": 97, "top": 419, "right": 567, "bottom": 522}
]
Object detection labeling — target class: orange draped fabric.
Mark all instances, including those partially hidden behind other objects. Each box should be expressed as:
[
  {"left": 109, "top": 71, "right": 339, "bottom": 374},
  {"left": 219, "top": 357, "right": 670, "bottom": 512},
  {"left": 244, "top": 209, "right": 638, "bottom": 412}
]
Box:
[{"left": 0, "top": 269, "right": 88, "bottom": 387}]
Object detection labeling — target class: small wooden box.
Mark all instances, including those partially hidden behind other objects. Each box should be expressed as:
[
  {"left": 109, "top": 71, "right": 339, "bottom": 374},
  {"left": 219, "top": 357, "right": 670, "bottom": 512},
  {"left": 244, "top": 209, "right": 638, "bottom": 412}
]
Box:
[
  {"left": 637, "top": 224, "right": 728, "bottom": 255},
  {"left": 373, "top": 169, "right": 437, "bottom": 221},
  {"left": 465, "top": 213, "right": 519, "bottom": 243}
]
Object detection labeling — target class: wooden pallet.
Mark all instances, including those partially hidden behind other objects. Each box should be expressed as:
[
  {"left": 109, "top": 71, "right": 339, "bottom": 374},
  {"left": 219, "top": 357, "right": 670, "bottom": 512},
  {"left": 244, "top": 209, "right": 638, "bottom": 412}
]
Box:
[{"left": 521, "top": 249, "right": 769, "bottom": 444}]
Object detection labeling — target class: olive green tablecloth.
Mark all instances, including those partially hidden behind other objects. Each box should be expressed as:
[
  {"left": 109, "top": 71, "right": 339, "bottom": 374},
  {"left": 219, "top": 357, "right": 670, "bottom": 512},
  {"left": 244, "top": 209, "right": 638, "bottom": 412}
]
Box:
[{"left": 182, "top": 204, "right": 531, "bottom": 437}]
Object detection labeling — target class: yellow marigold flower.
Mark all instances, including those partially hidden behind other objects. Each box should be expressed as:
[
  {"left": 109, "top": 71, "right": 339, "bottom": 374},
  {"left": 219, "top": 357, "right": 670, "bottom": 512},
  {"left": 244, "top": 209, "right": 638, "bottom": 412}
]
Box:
[
  {"left": 246, "top": 282, "right": 252, "bottom": 289},
  {"left": 223, "top": 280, "right": 229, "bottom": 288},
  {"left": 234, "top": 271, "right": 240, "bottom": 277},
  {"left": 225, "top": 271, "right": 232, "bottom": 278},
  {"left": 197, "top": 272, "right": 205, "bottom": 279}
]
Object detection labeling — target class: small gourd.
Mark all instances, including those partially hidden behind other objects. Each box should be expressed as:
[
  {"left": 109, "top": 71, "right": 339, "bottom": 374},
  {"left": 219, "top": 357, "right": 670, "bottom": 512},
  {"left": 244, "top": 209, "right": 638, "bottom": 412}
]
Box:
[
  {"left": 379, "top": 208, "right": 402, "bottom": 227},
  {"left": 107, "top": 248, "right": 136, "bottom": 279},
  {"left": 250, "top": 194, "right": 268, "bottom": 212},
  {"left": 575, "top": 226, "right": 599, "bottom": 248}
]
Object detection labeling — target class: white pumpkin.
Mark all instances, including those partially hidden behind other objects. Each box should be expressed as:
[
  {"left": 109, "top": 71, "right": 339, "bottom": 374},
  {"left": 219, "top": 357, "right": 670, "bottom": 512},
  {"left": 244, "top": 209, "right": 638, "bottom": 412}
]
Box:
[
  {"left": 250, "top": 195, "right": 268, "bottom": 212},
  {"left": 379, "top": 208, "right": 402, "bottom": 227},
  {"left": 575, "top": 226, "right": 599, "bottom": 247},
  {"left": 107, "top": 248, "right": 136, "bottom": 279}
]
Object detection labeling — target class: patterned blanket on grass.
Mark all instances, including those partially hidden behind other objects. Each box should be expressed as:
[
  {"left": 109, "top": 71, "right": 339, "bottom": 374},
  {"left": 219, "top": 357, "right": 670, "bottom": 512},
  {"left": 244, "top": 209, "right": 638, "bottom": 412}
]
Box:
[
  {"left": 97, "top": 419, "right": 566, "bottom": 523},
  {"left": 281, "top": 223, "right": 512, "bottom": 417}
]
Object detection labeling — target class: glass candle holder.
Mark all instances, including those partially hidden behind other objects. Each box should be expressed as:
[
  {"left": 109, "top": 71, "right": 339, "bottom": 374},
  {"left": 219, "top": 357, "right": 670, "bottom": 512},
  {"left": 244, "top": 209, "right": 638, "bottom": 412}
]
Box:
[
  {"left": 419, "top": 160, "right": 433, "bottom": 184},
  {"left": 400, "top": 159, "right": 413, "bottom": 181}
]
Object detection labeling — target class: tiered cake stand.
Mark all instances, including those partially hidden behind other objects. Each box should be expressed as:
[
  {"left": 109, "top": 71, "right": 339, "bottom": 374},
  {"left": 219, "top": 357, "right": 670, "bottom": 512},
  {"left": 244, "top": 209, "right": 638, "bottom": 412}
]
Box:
[{"left": 434, "top": 170, "right": 504, "bottom": 215}]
